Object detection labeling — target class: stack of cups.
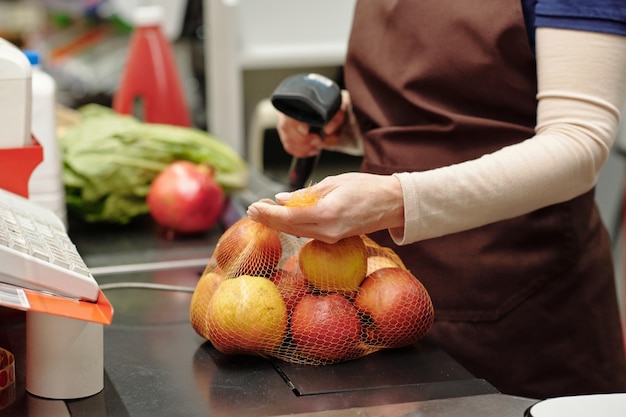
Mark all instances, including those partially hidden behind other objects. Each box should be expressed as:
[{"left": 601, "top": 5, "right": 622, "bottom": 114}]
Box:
[{"left": 23, "top": 50, "right": 67, "bottom": 227}]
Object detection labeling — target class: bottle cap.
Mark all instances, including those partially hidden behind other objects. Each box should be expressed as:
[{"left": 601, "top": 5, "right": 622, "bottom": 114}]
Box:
[
  {"left": 23, "top": 50, "right": 40, "bottom": 66},
  {"left": 132, "top": 5, "right": 164, "bottom": 27}
]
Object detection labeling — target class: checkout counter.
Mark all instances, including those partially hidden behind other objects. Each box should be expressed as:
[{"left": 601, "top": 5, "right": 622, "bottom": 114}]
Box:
[{"left": 0, "top": 196, "right": 538, "bottom": 417}]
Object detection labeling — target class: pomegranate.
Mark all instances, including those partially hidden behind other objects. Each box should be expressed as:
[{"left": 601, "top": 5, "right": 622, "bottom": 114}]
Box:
[{"left": 147, "top": 161, "right": 225, "bottom": 234}]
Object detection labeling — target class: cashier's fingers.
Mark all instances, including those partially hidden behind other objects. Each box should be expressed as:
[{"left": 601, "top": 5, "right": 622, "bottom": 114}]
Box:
[
  {"left": 247, "top": 193, "right": 356, "bottom": 243},
  {"left": 247, "top": 198, "right": 356, "bottom": 244},
  {"left": 247, "top": 200, "right": 318, "bottom": 238},
  {"left": 249, "top": 173, "right": 404, "bottom": 243}
]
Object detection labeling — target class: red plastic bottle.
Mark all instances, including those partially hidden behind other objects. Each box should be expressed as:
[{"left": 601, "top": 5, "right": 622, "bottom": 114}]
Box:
[{"left": 113, "top": 5, "right": 191, "bottom": 126}]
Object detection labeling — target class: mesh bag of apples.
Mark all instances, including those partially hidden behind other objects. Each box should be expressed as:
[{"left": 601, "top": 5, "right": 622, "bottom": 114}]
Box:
[{"left": 190, "top": 216, "right": 434, "bottom": 365}]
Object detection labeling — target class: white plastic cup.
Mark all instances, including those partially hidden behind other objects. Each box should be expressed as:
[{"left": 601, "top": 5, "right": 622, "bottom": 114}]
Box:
[{"left": 26, "top": 312, "right": 104, "bottom": 399}]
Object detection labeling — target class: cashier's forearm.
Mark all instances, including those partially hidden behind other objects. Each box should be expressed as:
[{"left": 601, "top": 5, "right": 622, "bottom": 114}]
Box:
[{"left": 390, "top": 28, "right": 626, "bottom": 245}]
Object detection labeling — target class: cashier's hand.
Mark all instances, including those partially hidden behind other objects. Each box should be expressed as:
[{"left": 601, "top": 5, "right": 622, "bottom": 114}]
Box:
[
  {"left": 277, "top": 90, "right": 360, "bottom": 157},
  {"left": 246, "top": 172, "right": 405, "bottom": 244}
]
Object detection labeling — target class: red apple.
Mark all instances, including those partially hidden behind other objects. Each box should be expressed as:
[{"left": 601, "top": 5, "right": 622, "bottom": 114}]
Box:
[
  {"left": 269, "top": 269, "right": 309, "bottom": 313},
  {"left": 213, "top": 217, "right": 283, "bottom": 277},
  {"left": 354, "top": 267, "right": 434, "bottom": 348},
  {"left": 290, "top": 293, "right": 363, "bottom": 363}
]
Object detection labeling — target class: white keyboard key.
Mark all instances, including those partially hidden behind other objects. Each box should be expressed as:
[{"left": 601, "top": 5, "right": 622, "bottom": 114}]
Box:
[{"left": 0, "top": 188, "right": 99, "bottom": 301}]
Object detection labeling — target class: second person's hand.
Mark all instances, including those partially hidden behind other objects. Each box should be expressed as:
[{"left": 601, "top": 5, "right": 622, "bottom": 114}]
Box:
[{"left": 276, "top": 91, "right": 352, "bottom": 158}]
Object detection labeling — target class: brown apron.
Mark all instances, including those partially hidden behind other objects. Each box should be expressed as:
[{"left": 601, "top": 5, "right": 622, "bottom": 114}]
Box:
[{"left": 345, "top": 0, "right": 626, "bottom": 399}]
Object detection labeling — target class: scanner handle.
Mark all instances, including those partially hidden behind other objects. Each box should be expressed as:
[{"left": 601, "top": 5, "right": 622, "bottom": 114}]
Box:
[{"left": 288, "top": 126, "right": 323, "bottom": 190}]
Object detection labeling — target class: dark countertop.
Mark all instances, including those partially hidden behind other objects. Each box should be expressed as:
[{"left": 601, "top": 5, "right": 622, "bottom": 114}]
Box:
[{"left": 0, "top": 196, "right": 538, "bottom": 417}]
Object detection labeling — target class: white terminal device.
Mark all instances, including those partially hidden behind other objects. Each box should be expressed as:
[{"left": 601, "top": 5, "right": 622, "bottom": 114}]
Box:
[{"left": 0, "top": 37, "right": 32, "bottom": 149}]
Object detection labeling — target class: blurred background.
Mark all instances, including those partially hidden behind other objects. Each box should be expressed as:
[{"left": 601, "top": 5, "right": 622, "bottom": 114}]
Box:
[{"left": 0, "top": 0, "right": 362, "bottom": 183}]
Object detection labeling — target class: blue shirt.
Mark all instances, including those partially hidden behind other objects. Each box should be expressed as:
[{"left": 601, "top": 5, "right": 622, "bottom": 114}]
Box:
[{"left": 522, "top": 0, "right": 626, "bottom": 51}]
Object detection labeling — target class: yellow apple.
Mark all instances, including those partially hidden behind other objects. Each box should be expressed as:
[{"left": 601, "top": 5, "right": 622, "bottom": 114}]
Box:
[
  {"left": 190, "top": 271, "right": 226, "bottom": 339},
  {"left": 298, "top": 235, "right": 367, "bottom": 294},
  {"left": 366, "top": 255, "right": 400, "bottom": 276},
  {"left": 207, "top": 275, "right": 287, "bottom": 356}
]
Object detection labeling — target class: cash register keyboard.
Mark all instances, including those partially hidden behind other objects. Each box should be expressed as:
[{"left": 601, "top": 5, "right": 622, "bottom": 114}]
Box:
[{"left": 0, "top": 188, "right": 99, "bottom": 301}]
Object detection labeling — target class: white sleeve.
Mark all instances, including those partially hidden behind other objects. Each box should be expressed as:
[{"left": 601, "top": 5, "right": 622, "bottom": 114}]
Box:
[{"left": 389, "top": 28, "right": 626, "bottom": 245}]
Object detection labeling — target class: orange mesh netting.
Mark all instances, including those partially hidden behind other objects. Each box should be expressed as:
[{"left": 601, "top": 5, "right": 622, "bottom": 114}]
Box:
[{"left": 190, "top": 217, "right": 434, "bottom": 365}]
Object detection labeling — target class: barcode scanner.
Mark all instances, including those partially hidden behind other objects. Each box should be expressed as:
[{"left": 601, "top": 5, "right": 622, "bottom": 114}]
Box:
[{"left": 271, "top": 73, "right": 342, "bottom": 190}]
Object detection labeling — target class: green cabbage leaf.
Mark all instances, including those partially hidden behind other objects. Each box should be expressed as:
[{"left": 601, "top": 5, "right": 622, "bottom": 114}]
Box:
[{"left": 61, "top": 104, "right": 248, "bottom": 224}]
